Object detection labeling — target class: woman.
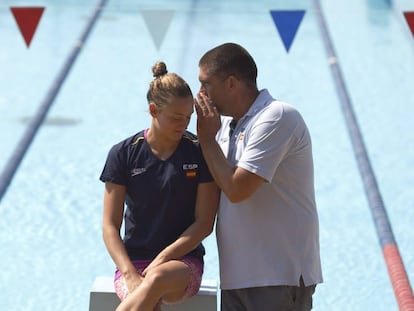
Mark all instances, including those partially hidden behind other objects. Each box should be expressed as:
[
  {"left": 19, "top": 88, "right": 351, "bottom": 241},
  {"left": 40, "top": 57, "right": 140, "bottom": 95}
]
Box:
[{"left": 100, "top": 61, "right": 219, "bottom": 311}]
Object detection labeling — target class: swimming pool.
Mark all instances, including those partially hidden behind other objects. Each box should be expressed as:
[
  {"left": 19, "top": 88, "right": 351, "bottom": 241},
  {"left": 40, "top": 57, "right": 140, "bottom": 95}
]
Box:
[{"left": 0, "top": 0, "right": 413, "bottom": 310}]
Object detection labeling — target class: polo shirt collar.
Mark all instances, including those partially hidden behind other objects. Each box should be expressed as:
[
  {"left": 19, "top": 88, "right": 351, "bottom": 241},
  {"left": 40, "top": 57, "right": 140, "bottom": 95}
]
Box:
[{"left": 244, "top": 89, "right": 273, "bottom": 118}]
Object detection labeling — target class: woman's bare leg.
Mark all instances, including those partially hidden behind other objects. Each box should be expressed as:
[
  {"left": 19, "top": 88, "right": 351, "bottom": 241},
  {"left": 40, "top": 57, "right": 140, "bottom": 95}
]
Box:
[{"left": 116, "top": 260, "right": 190, "bottom": 311}]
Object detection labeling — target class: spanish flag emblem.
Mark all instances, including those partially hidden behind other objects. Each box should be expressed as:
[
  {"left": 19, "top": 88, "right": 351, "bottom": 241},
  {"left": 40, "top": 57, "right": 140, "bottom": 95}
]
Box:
[{"left": 186, "top": 170, "right": 197, "bottom": 178}]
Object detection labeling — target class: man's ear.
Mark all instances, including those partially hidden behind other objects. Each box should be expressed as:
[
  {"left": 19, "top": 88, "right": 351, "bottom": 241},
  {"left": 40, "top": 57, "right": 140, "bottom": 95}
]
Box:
[
  {"left": 149, "top": 102, "right": 157, "bottom": 117},
  {"left": 226, "top": 75, "right": 239, "bottom": 91}
]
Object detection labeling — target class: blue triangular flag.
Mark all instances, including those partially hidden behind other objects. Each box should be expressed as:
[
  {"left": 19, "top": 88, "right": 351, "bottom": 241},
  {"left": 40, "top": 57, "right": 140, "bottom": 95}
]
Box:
[{"left": 270, "top": 10, "right": 305, "bottom": 52}]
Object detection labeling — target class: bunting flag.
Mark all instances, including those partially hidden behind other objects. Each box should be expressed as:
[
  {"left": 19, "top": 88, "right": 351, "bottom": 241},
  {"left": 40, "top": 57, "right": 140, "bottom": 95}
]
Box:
[
  {"left": 141, "top": 10, "right": 175, "bottom": 50},
  {"left": 403, "top": 11, "right": 414, "bottom": 38},
  {"left": 270, "top": 10, "right": 305, "bottom": 52},
  {"left": 10, "top": 7, "right": 45, "bottom": 48}
]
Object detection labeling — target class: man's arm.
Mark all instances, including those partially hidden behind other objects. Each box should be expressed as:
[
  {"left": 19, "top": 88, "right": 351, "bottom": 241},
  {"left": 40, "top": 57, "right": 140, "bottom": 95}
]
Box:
[
  {"left": 198, "top": 138, "right": 264, "bottom": 203},
  {"left": 195, "top": 96, "right": 265, "bottom": 203}
]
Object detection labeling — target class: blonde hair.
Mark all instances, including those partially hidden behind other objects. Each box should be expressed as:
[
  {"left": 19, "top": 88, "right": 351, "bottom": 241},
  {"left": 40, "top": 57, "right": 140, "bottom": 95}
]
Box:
[{"left": 146, "top": 61, "right": 193, "bottom": 109}]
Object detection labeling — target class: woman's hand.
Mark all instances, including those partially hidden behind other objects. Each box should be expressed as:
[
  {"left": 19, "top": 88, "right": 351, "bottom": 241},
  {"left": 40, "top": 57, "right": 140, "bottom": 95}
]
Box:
[
  {"left": 142, "top": 253, "right": 169, "bottom": 277},
  {"left": 124, "top": 270, "right": 144, "bottom": 293}
]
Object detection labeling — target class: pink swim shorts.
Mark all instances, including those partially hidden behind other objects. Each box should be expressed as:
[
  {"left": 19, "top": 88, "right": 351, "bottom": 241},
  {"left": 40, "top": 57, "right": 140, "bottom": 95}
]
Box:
[{"left": 114, "top": 256, "right": 203, "bottom": 304}]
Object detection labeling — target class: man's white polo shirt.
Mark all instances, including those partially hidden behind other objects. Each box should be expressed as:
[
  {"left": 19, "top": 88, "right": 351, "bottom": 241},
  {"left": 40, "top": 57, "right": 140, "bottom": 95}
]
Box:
[{"left": 216, "top": 89, "right": 323, "bottom": 290}]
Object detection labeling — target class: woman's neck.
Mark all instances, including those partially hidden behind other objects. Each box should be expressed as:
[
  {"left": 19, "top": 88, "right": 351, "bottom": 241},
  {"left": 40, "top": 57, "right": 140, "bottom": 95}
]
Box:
[{"left": 146, "top": 127, "right": 179, "bottom": 160}]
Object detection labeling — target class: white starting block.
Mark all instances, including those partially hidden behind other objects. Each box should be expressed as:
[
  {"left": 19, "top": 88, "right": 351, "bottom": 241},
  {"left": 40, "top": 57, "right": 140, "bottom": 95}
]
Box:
[{"left": 89, "top": 276, "right": 218, "bottom": 311}]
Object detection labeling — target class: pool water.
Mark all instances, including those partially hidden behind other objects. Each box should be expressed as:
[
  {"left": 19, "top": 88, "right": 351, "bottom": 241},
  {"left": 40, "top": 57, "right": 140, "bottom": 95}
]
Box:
[{"left": 0, "top": 0, "right": 413, "bottom": 310}]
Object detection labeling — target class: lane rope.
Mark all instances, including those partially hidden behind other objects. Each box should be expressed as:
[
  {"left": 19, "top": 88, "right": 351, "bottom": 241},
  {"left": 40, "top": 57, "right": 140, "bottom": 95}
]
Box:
[
  {"left": 0, "top": 0, "right": 109, "bottom": 203},
  {"left": 312, "top": 0, "right": 414, "bottom": 309}
]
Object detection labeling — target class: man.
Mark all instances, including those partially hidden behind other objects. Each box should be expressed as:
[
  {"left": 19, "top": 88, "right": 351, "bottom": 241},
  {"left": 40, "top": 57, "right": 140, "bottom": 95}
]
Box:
[{"left": 195, "top": 42, "right": 322, "bottom": 311}]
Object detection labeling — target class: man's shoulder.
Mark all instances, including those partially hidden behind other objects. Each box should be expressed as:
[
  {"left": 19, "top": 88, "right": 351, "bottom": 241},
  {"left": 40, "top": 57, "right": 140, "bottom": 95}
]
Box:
[{"left": 258, "top": 100, "right": 303, "bottom": 124}]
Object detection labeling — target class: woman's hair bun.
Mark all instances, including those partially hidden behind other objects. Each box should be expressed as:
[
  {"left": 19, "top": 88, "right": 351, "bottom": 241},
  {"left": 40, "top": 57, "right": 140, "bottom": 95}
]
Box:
[{"left": 152, "top": 61, "right": 168, "bottom": 78}]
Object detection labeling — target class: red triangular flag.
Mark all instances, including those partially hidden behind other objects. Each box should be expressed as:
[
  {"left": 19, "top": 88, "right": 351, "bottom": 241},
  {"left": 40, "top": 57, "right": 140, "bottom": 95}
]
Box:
[
  {"left": 404, "top": 11, "right": 414, "bottom": 38},
  {"left": 10, "top": 7, "right": 45, "bottom": 48}
]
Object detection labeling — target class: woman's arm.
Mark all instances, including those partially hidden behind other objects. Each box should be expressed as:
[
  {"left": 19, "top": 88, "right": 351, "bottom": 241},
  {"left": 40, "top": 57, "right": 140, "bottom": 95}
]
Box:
[
  {"left": 143, "top": 181, "right": 220, "bottom": 274},
  {"left": 102, "top": 182, "right": 143, "bottom": 289}
]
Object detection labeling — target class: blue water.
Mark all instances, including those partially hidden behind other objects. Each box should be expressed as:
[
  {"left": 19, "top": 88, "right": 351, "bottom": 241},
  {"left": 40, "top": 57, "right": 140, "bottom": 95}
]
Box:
[{"left": 0, "top": 0, "right": 413, "bottom": 310}]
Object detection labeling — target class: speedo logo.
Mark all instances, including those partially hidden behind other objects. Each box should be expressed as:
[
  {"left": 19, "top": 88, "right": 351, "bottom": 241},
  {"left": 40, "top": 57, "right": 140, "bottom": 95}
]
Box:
[{"left": 131, "top": 168, "right": 146, "bottom": 176}]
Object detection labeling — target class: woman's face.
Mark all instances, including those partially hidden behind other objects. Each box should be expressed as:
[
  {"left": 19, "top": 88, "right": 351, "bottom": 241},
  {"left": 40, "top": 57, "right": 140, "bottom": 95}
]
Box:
[{"left": 154, "top": 95, "right": 194, "bottom": 140}]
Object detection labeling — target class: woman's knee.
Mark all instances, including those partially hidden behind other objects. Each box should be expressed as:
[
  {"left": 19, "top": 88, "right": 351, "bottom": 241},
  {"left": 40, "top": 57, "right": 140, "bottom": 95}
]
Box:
[
  {"left": 145, "top": 264, "right": 190, "bottom": 296},
  {"left": 144, "top": 269, "right": 167, "bottom": 291}
]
